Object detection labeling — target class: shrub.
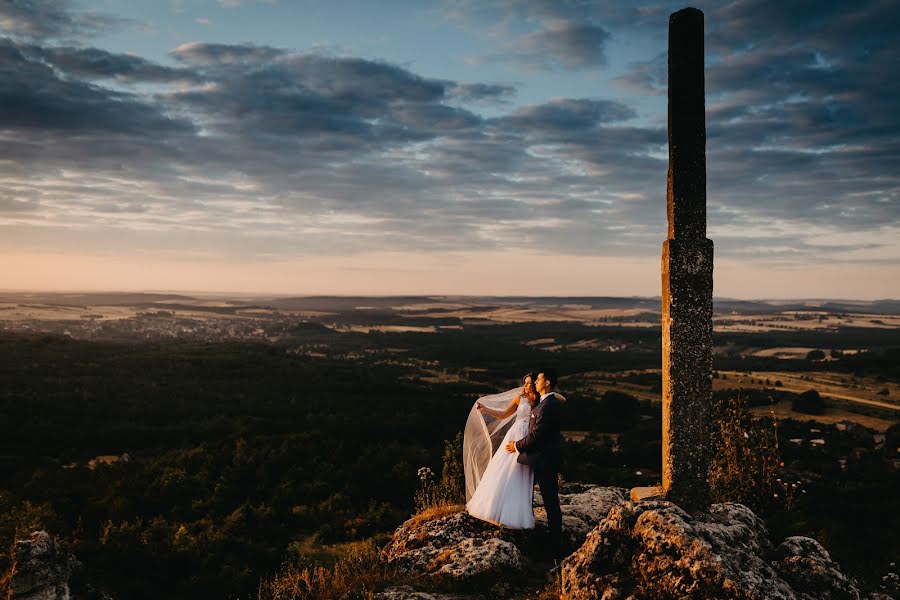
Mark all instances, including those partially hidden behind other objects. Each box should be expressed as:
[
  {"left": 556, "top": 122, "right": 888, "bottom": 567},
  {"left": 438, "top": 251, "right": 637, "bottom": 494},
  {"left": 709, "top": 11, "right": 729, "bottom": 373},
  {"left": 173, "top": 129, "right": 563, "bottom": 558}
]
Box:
[
  {"left": 414, "top": 432, "right": 464, "bottom": 512},
  {"left": 793, "top": 389, "right": 825, "bottom": 414},
  {"left": 598, "top": 390, "right": 641, "bottom": 429},
  {"left": 709, "top": 393, "right": 802, "bottom": 513}
]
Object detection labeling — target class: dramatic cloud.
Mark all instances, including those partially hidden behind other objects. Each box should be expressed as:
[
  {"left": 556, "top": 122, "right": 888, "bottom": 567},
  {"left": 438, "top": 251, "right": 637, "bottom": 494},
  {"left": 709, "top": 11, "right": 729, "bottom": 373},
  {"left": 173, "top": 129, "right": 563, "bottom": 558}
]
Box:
[
  {"left": 1, "top": 0, "right": 898, "bottom": 295},
  {"left": 0, "top": 0, "right": 127, "bottom": 40}
]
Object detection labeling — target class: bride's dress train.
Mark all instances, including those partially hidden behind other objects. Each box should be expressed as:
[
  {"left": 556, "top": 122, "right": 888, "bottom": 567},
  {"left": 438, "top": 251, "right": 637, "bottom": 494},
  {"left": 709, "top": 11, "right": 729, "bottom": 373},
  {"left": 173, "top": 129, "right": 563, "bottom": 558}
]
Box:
[{"left": 465, "top": 397, "right": 535, "bottom": 529}]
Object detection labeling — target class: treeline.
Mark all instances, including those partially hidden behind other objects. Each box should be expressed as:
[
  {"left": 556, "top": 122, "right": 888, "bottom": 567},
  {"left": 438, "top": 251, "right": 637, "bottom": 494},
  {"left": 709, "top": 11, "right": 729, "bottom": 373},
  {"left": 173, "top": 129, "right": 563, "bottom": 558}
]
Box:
[{"left": 0, "top": 332, "right": 482, "bottom": 598}]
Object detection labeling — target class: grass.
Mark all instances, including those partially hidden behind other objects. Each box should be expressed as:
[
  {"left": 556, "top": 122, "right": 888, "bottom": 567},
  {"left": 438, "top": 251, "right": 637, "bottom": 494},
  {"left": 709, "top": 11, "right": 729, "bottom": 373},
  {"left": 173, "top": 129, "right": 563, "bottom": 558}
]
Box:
[
  {"left": 256, "top": 539, "right": 414, "bottom": 600},
  {"left": 403, "top": 503, "right": 465, "bottom": 531}
]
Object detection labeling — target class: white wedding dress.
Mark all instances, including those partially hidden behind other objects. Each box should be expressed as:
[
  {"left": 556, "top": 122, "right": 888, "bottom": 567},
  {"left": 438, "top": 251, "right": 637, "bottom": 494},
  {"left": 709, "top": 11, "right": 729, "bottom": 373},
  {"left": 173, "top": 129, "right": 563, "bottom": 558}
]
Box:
[{"left": 465, "top": 397, "right": 535, "bottom": 529}]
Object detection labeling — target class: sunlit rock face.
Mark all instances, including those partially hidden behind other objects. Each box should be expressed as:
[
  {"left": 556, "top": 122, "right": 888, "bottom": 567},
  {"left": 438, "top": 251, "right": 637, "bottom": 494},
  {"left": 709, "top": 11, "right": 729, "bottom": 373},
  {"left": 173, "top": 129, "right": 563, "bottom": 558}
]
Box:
[
  {"left": 560, "top": 500, "right": 893, "bottom": 600},
  {"left": 6, "top": 531, "right": 78, "bottom": 600},
  {"left": 383, "top": 484, "right": 628, "bottom": 595}
]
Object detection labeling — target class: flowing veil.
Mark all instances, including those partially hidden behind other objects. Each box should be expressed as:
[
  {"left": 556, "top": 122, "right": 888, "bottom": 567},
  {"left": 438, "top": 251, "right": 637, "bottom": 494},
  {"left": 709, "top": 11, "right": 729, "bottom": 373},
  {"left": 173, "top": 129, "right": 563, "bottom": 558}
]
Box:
[{"left": 463, "top": 387, "right": 522, "bottom": 501}]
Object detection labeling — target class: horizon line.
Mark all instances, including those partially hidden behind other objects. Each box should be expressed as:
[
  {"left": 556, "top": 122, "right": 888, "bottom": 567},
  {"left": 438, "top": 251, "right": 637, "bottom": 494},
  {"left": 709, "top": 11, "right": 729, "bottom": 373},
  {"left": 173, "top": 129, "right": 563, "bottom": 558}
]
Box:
[{"left": 0, "top": 288, "right": 897, "bottom": 303}]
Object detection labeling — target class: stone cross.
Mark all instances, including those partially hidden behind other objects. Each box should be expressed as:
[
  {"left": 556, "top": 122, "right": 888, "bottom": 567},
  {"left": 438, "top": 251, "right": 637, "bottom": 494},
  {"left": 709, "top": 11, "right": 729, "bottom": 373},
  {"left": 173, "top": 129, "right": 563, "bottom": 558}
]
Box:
[{"left": 660, "top": 7, "right": 714, "bottom": 510}]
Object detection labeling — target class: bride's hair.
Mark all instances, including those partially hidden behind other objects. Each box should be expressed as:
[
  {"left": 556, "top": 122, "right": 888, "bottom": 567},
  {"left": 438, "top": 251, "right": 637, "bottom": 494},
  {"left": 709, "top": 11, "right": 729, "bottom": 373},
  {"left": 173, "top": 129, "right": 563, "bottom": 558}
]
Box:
[{"left": 522, "top": 371, "right": 538, "bottom": 406}]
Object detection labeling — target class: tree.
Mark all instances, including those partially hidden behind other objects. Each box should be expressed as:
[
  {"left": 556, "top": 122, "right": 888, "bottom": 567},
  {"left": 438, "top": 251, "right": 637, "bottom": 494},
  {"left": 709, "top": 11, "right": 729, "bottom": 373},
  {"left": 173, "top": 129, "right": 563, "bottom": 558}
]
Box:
[
  {"left": 806, "top": 349, "right": 826, "bottom": 361},
  {"left": 598, "top": 391, "right": 641, "bottom": 429},
  {"left": 793, "top": 389, "right": 825, "bottom": 415}
]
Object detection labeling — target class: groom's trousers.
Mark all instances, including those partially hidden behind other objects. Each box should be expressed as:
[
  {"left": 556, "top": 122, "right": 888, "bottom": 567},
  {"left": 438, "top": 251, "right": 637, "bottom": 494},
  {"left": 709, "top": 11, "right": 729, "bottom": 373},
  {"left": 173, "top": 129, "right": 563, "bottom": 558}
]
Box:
[{"left": 536, "top": 467, "right": 562, "bottom": 553}]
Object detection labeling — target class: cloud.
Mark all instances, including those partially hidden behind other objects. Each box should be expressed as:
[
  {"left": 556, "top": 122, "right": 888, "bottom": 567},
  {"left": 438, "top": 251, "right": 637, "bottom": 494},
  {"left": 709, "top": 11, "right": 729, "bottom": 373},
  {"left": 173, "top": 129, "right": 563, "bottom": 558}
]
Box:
[
  {"left": 0, "top": 0, "right": 129, "bottom": 40},
  {"left": 0, "top": 39, "right": 194, "bottom": 135},
  {"left": 447, "top": 82, "right": 517, "bottom": 104},
  {"left": 34, "top": 45, "right": 200, "bottom": 82},
  {"left": 479, "top": 20, "right": 612, "bottom": 71},
  {"left": 500, "top": 98, "right": 636, "bottom": 132},
  {"left": 1, "top": 0, "right": 897, "bottom": 276}
]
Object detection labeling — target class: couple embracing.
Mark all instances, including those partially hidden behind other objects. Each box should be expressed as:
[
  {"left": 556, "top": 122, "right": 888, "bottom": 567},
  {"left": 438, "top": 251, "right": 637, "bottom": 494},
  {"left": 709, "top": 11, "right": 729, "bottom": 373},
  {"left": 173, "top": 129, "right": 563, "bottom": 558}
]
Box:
[{"left": 463, "top": 368, "right": 564, "bottom": 557}]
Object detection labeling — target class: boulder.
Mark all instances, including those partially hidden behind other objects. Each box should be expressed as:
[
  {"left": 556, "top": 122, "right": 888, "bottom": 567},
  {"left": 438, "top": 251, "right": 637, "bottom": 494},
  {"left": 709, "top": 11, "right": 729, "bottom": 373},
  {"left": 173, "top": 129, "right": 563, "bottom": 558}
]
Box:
[
  {"left": 535, "top": 484, "right": 629, "bottom": 548},
  {"left": 6, "top": 531, "right": 79, "bottom": 600},
  {"left": 384, "top": 511, "right": 524, "bottom": 583},
  {"left": 560, "top": 500, "right": 893, "bottom": 600},
  {"left": 384, "top": 484, "right": 627, "bottom": 593},
  {"left": 773, "top": 536, "right": 866, "bottom": 600},
  {"left": 383, "top": 488, "right": 893, "bottom": 600}
]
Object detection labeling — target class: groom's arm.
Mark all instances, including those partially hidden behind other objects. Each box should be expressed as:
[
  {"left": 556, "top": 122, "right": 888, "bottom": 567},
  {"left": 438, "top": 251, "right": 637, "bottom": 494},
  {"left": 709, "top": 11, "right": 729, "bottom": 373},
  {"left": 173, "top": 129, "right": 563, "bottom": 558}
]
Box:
[{"left": 514, "top": 399, "right": 559, "bottom": 454}]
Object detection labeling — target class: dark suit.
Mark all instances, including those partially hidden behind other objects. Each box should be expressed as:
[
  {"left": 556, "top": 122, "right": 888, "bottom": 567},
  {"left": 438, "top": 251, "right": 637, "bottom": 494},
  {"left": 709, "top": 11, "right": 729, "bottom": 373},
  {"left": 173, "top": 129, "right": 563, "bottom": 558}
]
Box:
[{"left": 515, "top": 392, "right": 562, "bottom": 552}]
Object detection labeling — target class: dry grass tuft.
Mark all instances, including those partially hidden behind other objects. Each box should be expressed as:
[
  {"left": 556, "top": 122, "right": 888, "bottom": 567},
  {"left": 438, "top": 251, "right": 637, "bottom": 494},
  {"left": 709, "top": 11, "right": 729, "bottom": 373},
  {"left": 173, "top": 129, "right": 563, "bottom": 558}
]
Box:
[
  {"left": 404, "top": 503, "right": 464, "bottom": 531},
  {"left": 257, "top": 538, "right": 413, "bottom": 600}
]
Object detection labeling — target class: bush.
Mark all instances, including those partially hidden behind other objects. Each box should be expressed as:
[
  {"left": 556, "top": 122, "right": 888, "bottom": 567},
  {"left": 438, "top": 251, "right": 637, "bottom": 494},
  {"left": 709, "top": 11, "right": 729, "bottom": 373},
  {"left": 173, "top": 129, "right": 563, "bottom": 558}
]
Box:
[
  {"left": 806, "top": 349, "right": 826, "bottom": 361},
  {"left": 793, "top": 389, "right": 825, "bottom": 415},
  {"left": 414, "top": 432, "right": 464, "bottom": 512},
  {"left": 709, "top": 393, "right": 801, "bottom": 513},
  {"left": 597, "top": 391, "right": 641, "bottom": 429}
]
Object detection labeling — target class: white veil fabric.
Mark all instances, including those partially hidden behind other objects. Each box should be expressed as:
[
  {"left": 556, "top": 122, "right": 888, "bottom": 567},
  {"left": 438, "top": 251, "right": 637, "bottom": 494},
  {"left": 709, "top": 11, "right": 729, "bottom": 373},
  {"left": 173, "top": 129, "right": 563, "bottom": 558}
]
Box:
[{"left": 463, "top": 387, "right": 523, "bottom": 502}]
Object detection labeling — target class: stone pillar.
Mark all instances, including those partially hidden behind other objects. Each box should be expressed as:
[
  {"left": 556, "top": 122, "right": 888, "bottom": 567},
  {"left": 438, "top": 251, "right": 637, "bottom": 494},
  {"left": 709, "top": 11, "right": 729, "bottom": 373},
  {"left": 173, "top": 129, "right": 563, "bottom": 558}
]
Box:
[{"left": 660, "top": 7, "right": 714, "bottom": 511}]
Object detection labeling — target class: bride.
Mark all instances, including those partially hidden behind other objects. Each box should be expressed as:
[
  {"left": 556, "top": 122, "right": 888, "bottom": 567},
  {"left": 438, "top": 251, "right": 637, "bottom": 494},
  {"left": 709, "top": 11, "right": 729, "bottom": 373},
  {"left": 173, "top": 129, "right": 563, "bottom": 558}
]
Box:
[{"left": 464, "top": 372, "right": 539, "bottom": 529}]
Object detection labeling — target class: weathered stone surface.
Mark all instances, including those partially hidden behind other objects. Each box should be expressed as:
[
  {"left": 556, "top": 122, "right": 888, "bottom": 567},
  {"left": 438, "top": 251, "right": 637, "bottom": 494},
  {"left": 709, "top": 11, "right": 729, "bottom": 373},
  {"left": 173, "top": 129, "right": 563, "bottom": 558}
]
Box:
[
  {"left": 661, "top": 6, "right": 715, "bottom": 512},
  {"left": 384, "top": 484, "right": 626, "bottom": 592},
  {"left": 383, "top": 491, "right": 893, "bottom": 600},
  {"left": 7, "top": 531, "right": 79, "bottom": 600},
  {"left": 772, "top": 536, "right": 864, "bottom": 600},
  {"left": 536, "top": 484, "right": 628, "bottom": 547},
  {"left": 373, "top": 586, "right": 474, "bottom": 599},
  {"left": 666, "top": 7, "right": 706, "bottom": 240},
  {"left": 384, "top": 511, "right": 517, "bottom": 581},
  {"left": 562, "top": 500, "right": 795, "bottom": 600},
  {"left": 629, "top": 485, "right": 663, "bottom": 502},
  {"left": 661, "top": 236, "right": 714, "bottom": 509}
]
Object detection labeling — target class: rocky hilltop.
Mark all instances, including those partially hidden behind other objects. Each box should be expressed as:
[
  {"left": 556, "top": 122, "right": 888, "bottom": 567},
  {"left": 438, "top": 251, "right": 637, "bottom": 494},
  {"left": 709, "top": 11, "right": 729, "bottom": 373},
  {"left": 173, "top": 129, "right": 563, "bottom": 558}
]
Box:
[
  {"left": 379, "top": 484, "right": 897, "bottom": 600},
  {"left": 5, "top": 485, "right": 897, "bottom": 599}
]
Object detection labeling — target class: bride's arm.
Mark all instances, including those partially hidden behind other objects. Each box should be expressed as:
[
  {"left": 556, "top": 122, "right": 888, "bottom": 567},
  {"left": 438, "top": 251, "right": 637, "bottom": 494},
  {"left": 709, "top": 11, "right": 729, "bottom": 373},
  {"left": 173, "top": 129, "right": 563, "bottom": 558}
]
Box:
[{"left": 477, "top": 397, "right": 520, "bottom": 419}]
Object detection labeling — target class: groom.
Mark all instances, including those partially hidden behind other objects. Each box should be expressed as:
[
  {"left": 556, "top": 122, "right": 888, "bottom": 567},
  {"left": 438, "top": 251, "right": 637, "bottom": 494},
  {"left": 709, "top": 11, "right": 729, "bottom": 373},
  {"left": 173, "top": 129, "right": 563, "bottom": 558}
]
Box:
[{"left": 506, "top": 367, "right": 563, "bottom": 557}]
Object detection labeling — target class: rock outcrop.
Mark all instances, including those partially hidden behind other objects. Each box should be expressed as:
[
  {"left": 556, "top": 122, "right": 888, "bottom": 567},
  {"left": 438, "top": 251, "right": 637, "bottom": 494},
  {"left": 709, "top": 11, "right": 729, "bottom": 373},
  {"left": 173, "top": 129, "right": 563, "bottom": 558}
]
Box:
[
  {"left": 383, "top": 485, "right": 626, "bottom": 595},
  {"left": 384, "top": 485, "right": 895, "bottom": 600},
  {"left": 5, "top": 531, "right": 78, "bottom": 600},
  {"left": 561, "top": 498, "right": 893, "bottom": 600}
]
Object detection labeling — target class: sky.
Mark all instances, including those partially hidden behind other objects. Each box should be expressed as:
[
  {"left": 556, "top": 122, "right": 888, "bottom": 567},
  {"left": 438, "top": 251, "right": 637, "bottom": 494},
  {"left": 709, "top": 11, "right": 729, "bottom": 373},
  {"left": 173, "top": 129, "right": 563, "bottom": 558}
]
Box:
[{"left": 1, "top": 0, "right": 898, "bottom": 298}]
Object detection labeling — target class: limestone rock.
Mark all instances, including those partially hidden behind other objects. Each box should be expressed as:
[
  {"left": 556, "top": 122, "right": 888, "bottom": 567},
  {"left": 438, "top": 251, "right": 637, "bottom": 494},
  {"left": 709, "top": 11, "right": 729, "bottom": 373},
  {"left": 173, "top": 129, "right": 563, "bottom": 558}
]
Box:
[
  {"left": 384, "top": 511, "right": 521, "bottom": 582},
  {"left": 7, "top": 531, "right": 79, "bottom": 600},
  {"left": 384, "top": 489, "right": 892, "bottom": 600},
  {"left": 772, "top": 536, "right": 864, "bottom": 600},
  {"left": 560, "top": 500, "right": 895, "bottom": 600},
  {"left": 373, "top": 586, "right": 473, "bottom": 599},
  {"left": 535, "top": 484, "right": 628, "bottom": 548},
  {"left": 562, "top": 500, "right": 794, "bottom": 600},
  {"left": 384, "top": 484, "right": 626, "bottom": 593}
]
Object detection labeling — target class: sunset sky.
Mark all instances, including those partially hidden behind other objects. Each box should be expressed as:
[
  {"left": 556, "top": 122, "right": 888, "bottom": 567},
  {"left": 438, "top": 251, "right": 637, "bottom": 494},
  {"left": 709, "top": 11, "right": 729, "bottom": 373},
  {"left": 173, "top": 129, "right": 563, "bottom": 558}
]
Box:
[{"left": 1, "top": 0, "right": 898, "bottom": 298}]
